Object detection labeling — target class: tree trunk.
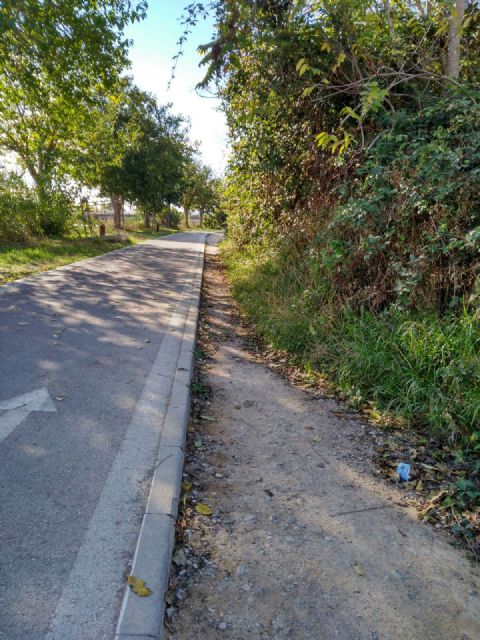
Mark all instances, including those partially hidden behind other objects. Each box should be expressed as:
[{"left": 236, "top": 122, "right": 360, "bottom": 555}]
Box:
[
  {"left": 144, "top": 210, "right": 151, "bottom": 228},
  {"left": 184, "top": 207, "right": 190, "bottom": 228},
  {"left": 199, "top": 210, "right": 204, "bottom": 228},
  {"left": 447, "top": 0, "right": 465, "bottom": 79},
  {"left": 383, "top": 0, "right": 394, "bottom": 35},
  {"left": 112, "top": 194, "right": 124, "bottom": 230}
]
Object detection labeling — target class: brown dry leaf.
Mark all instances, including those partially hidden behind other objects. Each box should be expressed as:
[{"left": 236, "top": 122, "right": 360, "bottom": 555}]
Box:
[
  {"left": 353, "top": 563, "right": 365, "bottom": 576},
  {"left": 127, "top": 575, "right": 152, "bottom": 597},
  {"left": 195, "top": 503, "right": 213, "bottom": 516}
]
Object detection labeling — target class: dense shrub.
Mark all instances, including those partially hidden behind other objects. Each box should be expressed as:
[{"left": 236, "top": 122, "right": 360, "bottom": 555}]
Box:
[
  {"left": 324, "top": 92, "right": 480, "bottom": 312},
  {"left": 0, "top": 173, "right": 40, "bottom": 241},
  {"left": 0, "top": 172, "right": 76, "bottom": 241},
  {"left": 37, "top": 189, "right": 75, "bottom": 236}
]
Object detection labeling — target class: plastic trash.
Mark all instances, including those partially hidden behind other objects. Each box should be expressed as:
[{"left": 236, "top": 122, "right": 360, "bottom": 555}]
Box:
[{"left": 396, "top": 462, "right": 411, "bottom": 481}]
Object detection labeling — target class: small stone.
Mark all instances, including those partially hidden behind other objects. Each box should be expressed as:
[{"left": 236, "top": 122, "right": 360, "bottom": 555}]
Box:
[
  {"left": 235, "top": 565, "right": 247, "bottom": 577},
  {"left": 241, "top": 583, "right": 251, "bottom": 592},
  {"left": 173, "top": 548, "right": 187, "bottom": 566},
  {"left": 234, "top": 403, "right": 241, "bottom": 409},
  {"left": 243, "top": 399, "right": 255, "bottom": 408},
  {"left": 176, "top": 588, "right": 187, "bottom": 601},
  {"left": 218, "top": 622, "right": 227, "bottom": 630},
  {"left": 166, "top": 607, "right": 175, "bottom": 619}
]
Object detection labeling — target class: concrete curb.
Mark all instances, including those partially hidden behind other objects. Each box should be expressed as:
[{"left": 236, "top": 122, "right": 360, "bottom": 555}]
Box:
[{"left": 115, "top": 235, "right": 206, "bottom": 640}]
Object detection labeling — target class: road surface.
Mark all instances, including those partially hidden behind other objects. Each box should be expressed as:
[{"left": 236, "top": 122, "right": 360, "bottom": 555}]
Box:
[{"left": 0, "top": 232, "right": 206, "bottom": 640}]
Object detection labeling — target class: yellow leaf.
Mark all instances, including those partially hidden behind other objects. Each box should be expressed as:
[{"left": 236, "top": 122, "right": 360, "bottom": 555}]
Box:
[
  {"left": 127, "top": 575, "right": 152, "bottom": 597},
  {"left": 353, "top": 563, "right": 365, "bottom": 576},
  {"left": 302, "top": 86, "right": 315, "bottom": 98},
  {"left": 195, "top": 503, "right": 213, "bottom": 516},
  {"left": 182, "top": 480, "right": 193, "bottom": 492}
]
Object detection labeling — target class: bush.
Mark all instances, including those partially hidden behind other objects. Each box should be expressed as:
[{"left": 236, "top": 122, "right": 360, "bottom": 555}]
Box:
[
  {"left": 322, "top": 91, "right": 480, "bottom": 313},
  {"left": 158, "top": 207, "right": 181, "bottom": 228},
  {"left": 37, "top": 189, "right": 75, "bottom": 236},
  {"left": 0, "top": 173, "right": 40, "bottom": 241},
  {"left": 0, "top": 172, "right": 77, "bottom": 241}
]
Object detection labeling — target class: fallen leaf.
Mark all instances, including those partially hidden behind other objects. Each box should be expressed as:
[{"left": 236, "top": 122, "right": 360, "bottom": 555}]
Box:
[
  {"left": 353, "top": 563, "right": 365, "bottom": 576},
  {"left": 127, "top": 575, "right": 152, "bottom": 597},
  {"left": 200, "top": 415, "right": 217, "bottom": 422},
  {"left": 195, "top": 503, "right": 213, "bottom": 516},
  {"left": 182, "top": 480, "right": 192, "bottom": 492},
  {"left": 194, "top": 436, "right": 203, "bottom": 449}
]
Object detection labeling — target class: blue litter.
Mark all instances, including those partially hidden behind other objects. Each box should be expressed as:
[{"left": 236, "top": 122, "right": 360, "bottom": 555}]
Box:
[{"left": 396, "top": 462, "right": 411, "bottom": 482}]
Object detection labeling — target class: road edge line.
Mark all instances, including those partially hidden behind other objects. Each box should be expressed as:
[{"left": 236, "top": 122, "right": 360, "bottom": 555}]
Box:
[{"left": 115, "top": 235, "right": 206, "bottom": 640}]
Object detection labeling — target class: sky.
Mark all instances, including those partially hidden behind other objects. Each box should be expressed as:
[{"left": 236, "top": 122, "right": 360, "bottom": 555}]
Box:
[{"left": 125, "top": 1, "right": 228, "bottom": 175}]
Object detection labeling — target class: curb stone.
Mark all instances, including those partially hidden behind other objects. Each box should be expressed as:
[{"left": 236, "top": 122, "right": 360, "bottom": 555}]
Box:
[{"left": 115, "top": 236, "right": 206, "bottom": 640}]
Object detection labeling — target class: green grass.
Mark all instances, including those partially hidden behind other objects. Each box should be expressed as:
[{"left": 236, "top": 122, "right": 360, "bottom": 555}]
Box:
[
  {"left": 0, "top": 227, "right": 177, "bottom": 285},
  {"left": 222, "top": 240, "right": 480, "bottom": 440}
]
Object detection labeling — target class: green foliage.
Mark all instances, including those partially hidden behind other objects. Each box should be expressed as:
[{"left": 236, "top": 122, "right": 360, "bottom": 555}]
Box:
[
  {"left": 158, "top": 207, "right": 182, "bottom": 229},
  {"left": 0, "top": 172, "right": 75, "bottom": 240},
  {"left": 182, "top": 159, "right": 223, "bottom": 226},
  {"left": 0, "top": 1, "right": 147, "bottom": 191},
  {"left": 188, "top": 2, "right": 480, "bottom": 441},
  {"left": 0, "top": 172, "right": 39, "bottom": 241},
  {"left": 324, "top": 91, "right": 480, "bottom": 311},
  {"left": 37, "top": 189, "right": 76, "bottom": 236},
  {"left": 79, "top": 82, "right": 192, "bottom": 219}
]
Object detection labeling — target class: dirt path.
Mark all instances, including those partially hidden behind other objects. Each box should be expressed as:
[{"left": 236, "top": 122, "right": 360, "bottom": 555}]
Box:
[{"left": 165, "top": 237, "right": 480, "bottom": 640}]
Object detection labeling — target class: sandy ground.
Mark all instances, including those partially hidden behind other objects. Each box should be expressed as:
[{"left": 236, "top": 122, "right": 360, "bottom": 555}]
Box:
[{"left": 164, "top": 237, "right": 480, "bottom": 640}]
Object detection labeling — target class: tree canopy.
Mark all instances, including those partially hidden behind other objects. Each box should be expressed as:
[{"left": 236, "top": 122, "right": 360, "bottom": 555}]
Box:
[{"left": 0, "top": 1, "right": 147, "bottom": 192}]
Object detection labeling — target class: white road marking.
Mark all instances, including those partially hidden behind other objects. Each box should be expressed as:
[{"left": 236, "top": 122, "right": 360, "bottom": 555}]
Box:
[{"left": 0, "top": 388, "right": 57, "bottom": 443}]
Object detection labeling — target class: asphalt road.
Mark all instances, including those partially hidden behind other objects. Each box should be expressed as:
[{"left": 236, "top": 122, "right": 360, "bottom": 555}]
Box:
[{"left": 0, "top": 232, "right": 206, "bottom": 640}]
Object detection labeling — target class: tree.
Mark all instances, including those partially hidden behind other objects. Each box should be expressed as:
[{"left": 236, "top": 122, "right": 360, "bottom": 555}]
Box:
[
  {"left": 79, "top": 83, "right": 190, "bottom": 229},
  {"left": 448, "top": 0, "right": 467, "bottom": 79},
  {"left": 181, "top": 160, "right": 220, "bottom": 228},
  {"left": 0, "top": 1, "right": 146, "bottom": 196}
]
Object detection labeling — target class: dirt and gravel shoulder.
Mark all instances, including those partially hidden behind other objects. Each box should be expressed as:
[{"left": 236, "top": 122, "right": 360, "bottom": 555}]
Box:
[{"left": 164, "top": 235, "right": 480, "bottom": 640}]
